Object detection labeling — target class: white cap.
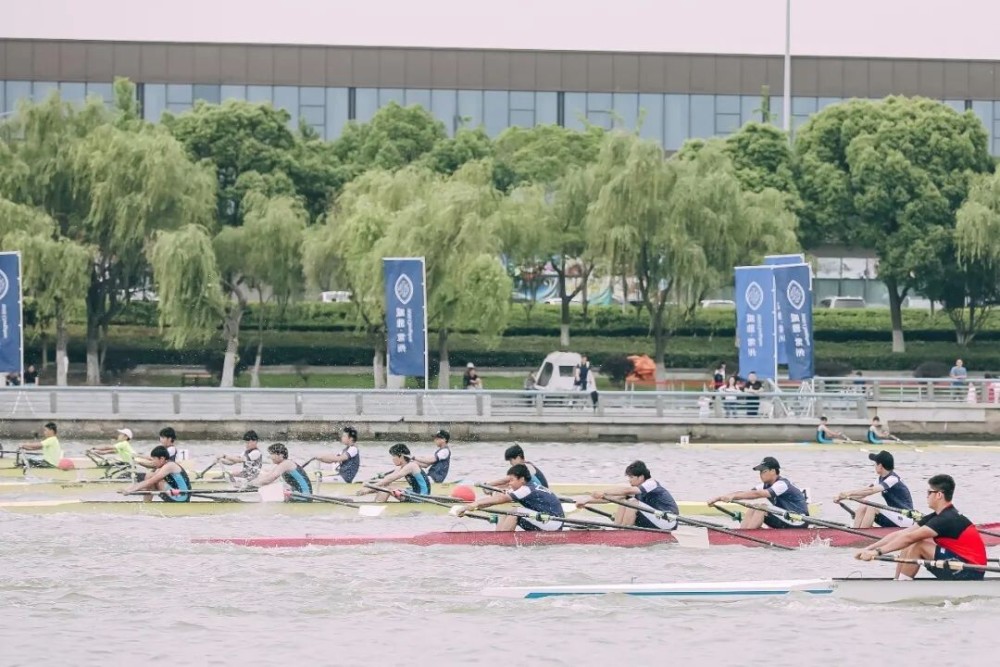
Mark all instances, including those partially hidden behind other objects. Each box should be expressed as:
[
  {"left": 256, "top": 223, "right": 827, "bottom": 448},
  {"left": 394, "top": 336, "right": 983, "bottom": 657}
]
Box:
[
  {"left": 116, "top": 428, "right": 133, "bottom": 440},
  {"left": 467, "top": 362, "right": 475, "bottom": 368}
]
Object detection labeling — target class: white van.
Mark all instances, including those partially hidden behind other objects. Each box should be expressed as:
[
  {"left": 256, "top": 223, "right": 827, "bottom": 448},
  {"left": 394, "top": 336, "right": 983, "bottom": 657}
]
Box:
[{"left": 531, "top": 352, "right": 598, "bottom": 392}]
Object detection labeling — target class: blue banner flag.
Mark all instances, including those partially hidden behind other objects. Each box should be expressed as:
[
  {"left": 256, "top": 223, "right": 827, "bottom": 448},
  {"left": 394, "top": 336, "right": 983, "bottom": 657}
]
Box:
[
  {"left": 0, "top": 252, "right": 23, "bottom": 378},
  {"left": 734, "top": 265, "right": 777, "bottom": 381},
  {"left": 763, "top": 254, "right": 806, "bottom": 266},
  {"left": 763, "top": 255, "right": 809, "bottom": 365},
  {"left": 383, "top": 258, "right": 428, "bottom": 379},
  {"left": 773, "top": 263, "right": 814, "bottom": 380}
]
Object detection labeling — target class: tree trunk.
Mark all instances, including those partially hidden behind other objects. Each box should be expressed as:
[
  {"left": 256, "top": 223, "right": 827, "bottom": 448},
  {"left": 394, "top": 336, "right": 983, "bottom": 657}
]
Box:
[
  {"left": 250, "top": 337, "right": 264, "bottom": 388},
  {"left": 40, "top": 334, "right": 48, "bottom": 371},
  {"left": 437, "top": 328, "right": 450, "bottom": 390},
  {"left": 55, "top": 315, "right": 69, "bottom": 387},
  {"left": 620, "top": 275, "right": 629, "bottom": 314},
  {"left": 85, "top": 328, "right": 100, "bottom": 386},
  {"left": 652, "top": 308, "right": 667, "bottom": 383},
  {"left": 886, "top": 280, "right": 906, "bottom": 353},
  {"left": 221, "top": 335, "right": 239, "bottom": 388},
  {"left": 581, "top": 271, "right": 590, "bottom": 320},
  {"left": 373, "top": 348, "right": 386, "bottom": 389},
  {"left": 558, "top": 272, "right": 570, "bottom": 347}
]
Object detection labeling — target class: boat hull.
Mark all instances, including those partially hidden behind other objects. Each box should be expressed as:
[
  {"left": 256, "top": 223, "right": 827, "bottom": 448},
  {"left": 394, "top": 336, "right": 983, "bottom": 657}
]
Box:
[
  {"left": 481, "top": 577, "right": 1000, "bottom": 603},
  {"left": 193, "top": 522, "right": 1000, "bottom": 549}
]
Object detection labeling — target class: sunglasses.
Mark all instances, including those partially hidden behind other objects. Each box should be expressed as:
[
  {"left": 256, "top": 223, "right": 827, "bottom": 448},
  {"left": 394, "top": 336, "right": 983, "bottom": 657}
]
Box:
[{"left": 926, "top": 489, "right": 942, "bottom": 496}]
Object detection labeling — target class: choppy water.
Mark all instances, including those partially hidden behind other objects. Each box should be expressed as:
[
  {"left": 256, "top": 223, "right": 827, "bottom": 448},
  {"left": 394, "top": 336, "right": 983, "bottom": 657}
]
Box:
[{"left": 3, "top": 441, "right": 1000, "bottom": 666}]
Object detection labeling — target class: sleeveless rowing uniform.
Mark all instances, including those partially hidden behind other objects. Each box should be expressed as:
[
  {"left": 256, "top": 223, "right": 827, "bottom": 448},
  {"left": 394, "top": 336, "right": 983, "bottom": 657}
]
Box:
[
  {"left": 873, "top": 472, "right": 914, "bottom": 528},
  {"left": 405, "top": 468, "right": 432, "bottom": 496},
  {"left": 918, "top": 506, "right": 986, "bottom": 580},
  {"left": 242, "top": 448, "right": 263, "bottom": 481},
  {"left": 816, "top": 427, "right": 834, "bottom": 444},
  {"left": 758, "top": 476, "right": 809, "bottom": 529},
  {"left": 338, "top": 445, "right": 360, "bottom": 482},
  {"left": 427, "top": 447, "right": 451, "bottom": 483},
  {"left": 166, "top": 445, "right": 178, "bottom": 461},
  {"left": 282, "top": 464, "right": 313, "bottom": 501},
  {"left": 867, "top": 427, "right": 882, "bottom": 444},
  {"left": 509, "top": 483, "right": 564, "bottom": 531},
  {"left": 160, "top": 468, "right": 192, "bottom": 503},
  {"left": 633, "top": 479, "right": 679, "bottom": 530},
  {"left": 528, "top": 463, "right": 549, "bottom": 488}
]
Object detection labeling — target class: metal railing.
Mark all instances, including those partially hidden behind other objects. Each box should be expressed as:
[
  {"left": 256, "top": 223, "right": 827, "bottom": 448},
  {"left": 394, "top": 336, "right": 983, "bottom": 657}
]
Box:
[
  {"left": 813, "top": 376, "right": 1000, "bottom": 404},
  {"left": 0, "top": 386, "right": 867, "bottom": 422}
]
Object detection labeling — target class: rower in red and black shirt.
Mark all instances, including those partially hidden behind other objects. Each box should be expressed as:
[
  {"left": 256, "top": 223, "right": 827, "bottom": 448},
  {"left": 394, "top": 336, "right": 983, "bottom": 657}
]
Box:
[{"left": 856, "top": 474, "right": 987, "bottom": 581}]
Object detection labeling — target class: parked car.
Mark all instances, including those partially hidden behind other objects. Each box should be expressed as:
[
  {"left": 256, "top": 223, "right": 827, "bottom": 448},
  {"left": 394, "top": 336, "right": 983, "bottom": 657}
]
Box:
[
  {"left": 818, "top": 296, "right": 866, "bottom": 309},
  {"left": 320, "top": 290, "right": 352, "bottom": 303}
]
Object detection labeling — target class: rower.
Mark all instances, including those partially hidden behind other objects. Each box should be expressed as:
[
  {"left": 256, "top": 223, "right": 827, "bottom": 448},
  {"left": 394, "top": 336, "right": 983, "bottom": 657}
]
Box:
[
  {"left": 486, "top": 444, "right": 548, "bottom": 489},
  {"left": 458, "top": 464, "right": 564, "bottom": 532},
  {"left": 216, "top": 430, "right": 264, "bottom": 484},
  {"left": 707, "top": 456, "right": 809, "bottom": 529},
  {"left": 414, "top": 429, "right": 452, "bottom": 483},
  {"left": 578, "top": 460, "right": 678, "bottom": 530},
  {"left": 253, "top": 443, "right": 313, "bottom": 501},
  {"left": 19, "top": 421, "right": 63, "bottom": 471},
  {"left": 835, "top": 450, "right": 915, "bottom": 529},
  {"left": 314, "top": 426, "right": 361, "bottom": 482},
  {"left": 357, "top": 443, "right": 432, "bottom": 501},
  {"left": 135, "top": 426, "right": 179, "bottom": 471},
  {"left": 867, "top": 416, "right": 892, "bottom": 444},
  {"left": 86, "top": 428, "right": 136, "bottom": 469},
  {"left": 120, "top": 445, "right": 191, "bottom": 503},
  {"left": 856, "top": 474, "right": 986, "bottom": 581},
  {"left": 816, "top": 416, "right": 847, "bottom": 444}
]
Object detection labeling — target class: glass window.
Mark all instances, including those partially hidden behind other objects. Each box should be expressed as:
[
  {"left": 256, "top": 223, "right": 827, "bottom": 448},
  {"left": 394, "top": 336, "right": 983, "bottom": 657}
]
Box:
[
  {"left": 143, "top": 84, "right": 167, "bottom": 122},
  {"left": 5, "top": 81, "right": 31, "bottom": 113},
  {"left": 510, "top": 91, "right": 535, "bottom": 111},
  {"left": 193, "top": 84, "right": 220, "bottom": 104},
  {"left": 300, "top": 105, "right": 325, "bottom": 126},
  {"left": 221, "top": 85, "right": 246, "bottom": 101},
  {"left": 716, "top": 95, "right": 740, "bottom": 114},
  {"left": 689, "top": 94, "right": 715, "bottom": 138},
  {"left": 32, "top": 81, "right": 58, "bottom": 102},
  {"left": 59, "top": 82, "right": 87, "bottom": 104},
  {"left": 300, "top": 87, "right": 325, "bottom": 106},
  {"left": 247, "top": 85, "right": 273, "bottom": 104},
  {"left": 971, "top": 100, "right": 992, "bottom": 132},
  {"left": 430, "top": 89, "right": 458, "bottom": 134},
  {"left": 483, "top": 90, "right": 509, "bottom": 136},
  {"left": 85, "top": 83, "right": 114, "bottom": 104},
  {"left": 325, "top": 87, "right": 349, "bottom": 138},
  {"left": 564, "top": 92, "right": 587, "bottom": 130},
  {"left": 638, "top": 93, "right": 664, "bottom": 144},
  {"left": 792, "top": 97, "right": 817, "bottom": 115},
  {"left": 664, "top": 94, "right": 690, "bottom": 150},
  {"left": 741, "top": 95, "right": 760, "bottom": 124},
  {"left": 0, "top": 83, "right": 5, "bottom": 114},
  {"left": 942, "top": 99, "right": 964, "bottom": 113},
  {"left": 716, "top": 114, "right": 741, "bottom": 135},
  {"left": 166, "top": 84, "right": 193, "bottom": 105},
  {"left": 536, "top": 92, "right": 558, "bottom": 125},
  {"left": 510, "top": 109, "right": 534, "bottom": 128},
  {"left": 457, "top": 90, "right": 484, "bottom": 130},
  {"left": 355, "top": 88, "right": 378, "bottom": 122},
  {"left": 405, "top": 89, "right": 431, "bottom": 110},
  {"left": 817, "top": 97, "right": 841, "bottom": 110},
  {"left": 274, "top": 86, "right": 299, "bottom": 127},
  {"left": 612, "top": 93, "right": 638, "bottom": 130},
  {"left": 587, "top": 110, "right": 612, "bottom": 130},
  {"left": 587, "top": 93, "right": 612, "bottom": 113},
  {"left": 378, "top": 88, "right": 404, "bottom": 106}
]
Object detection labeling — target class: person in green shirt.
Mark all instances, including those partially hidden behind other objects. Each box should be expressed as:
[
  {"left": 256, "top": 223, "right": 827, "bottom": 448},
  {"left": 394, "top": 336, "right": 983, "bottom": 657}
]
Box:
[
  {"left": 87, "top": 428, "right": 136, "bottom": 466},
  {"left": 20, "top": 422, "right": 63, "bottom": 470}
]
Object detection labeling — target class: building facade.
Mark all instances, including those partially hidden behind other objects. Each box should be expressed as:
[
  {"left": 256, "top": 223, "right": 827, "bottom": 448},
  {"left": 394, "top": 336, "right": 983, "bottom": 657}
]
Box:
[{"left": 2, "top": 40, "right": 1000, "bottom": 154}]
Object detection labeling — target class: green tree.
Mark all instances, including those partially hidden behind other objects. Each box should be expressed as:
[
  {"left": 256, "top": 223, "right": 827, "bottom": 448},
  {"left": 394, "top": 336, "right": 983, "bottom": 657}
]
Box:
[
  {"left": 331, "top": 103, "right": 448, "bottom": 181},
  {"left": 953, "top": 171, "right": 1000, "bottom": 343},
  {"left": 492, "top": 124, "right": 604, "bottom": 191},
  {"left": 493, "top": 184, "right": 552, "bottom": 322},
  {"left": 795, "top": 97, "right": 993, "bottom": 352},
  {"left": 419, "top": 127, "right": 494, "bottom": 175}
]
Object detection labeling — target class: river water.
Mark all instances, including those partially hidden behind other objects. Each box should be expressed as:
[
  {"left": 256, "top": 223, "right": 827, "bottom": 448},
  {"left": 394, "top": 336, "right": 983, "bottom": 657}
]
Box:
[{"left": 3, "top": 440, "right": 1000, "bottom": 666}]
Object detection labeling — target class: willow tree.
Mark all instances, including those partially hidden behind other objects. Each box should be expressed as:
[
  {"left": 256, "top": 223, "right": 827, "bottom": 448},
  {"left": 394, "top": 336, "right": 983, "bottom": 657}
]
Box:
[
  {"left": 589, "top": 136, "right": 796, "bottom": 378},
  {"left": 954, "top": 171, "right": 1000, "bottom": 342},
  {"left": 0, "top": 199, "right": 90, "bottom": 385},
  {"left": 493, "top": 184, "right": 551, "bottom": 322}
]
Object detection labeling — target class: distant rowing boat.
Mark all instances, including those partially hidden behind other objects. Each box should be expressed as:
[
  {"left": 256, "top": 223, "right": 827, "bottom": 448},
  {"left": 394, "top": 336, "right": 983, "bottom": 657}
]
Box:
[
  {"left": 193, "top": 522, "right": 1000, "bottom": 549},
  {"left": 480, "top": 577, "right": 1000, "bottom": 603}
]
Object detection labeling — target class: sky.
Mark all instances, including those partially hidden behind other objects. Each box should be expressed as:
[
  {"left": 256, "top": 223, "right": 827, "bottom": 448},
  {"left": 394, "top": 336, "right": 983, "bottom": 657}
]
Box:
[{"left": 4, "top": 0, "right": 1000, "bottom": 61}]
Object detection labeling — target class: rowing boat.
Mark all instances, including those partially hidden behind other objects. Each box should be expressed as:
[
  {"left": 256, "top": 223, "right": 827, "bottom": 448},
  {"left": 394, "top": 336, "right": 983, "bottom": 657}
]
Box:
[
  {"left": 193, "top": 522, "right": 1000, "bottom": 549},
  {"left": 0, "top": 497, "right": 779, "bottom": 518},
  {"left": 480, "top": 577, "right": 1000, "bottom": 603}
]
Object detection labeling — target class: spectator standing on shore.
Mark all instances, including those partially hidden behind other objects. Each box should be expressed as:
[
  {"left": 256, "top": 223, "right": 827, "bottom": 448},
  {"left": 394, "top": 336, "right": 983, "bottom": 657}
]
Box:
[
  {"left": 744, "top": 371, "right": 763, "bottom": 416},
  {"left": 950, "top": 358, "right": 968, "bottom": 385},
  {"left": 574, "top": 354, "right": 599, "bottom": 410},
  {"left": 712, "top": 363, "right": 726, "bottom": 389},
  {"left": 463, "top": 363, "right": 483, "bottom": 390},
  {"left": 24, "top": 364, "right": 38, "bottom": 386},
  {"left": 718, "top": 375, "right": 741, "bottom": 416}
]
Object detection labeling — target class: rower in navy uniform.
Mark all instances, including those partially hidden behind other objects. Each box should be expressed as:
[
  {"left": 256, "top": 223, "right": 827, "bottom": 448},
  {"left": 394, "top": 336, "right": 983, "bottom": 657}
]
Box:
[
  {"left": 578, "top": 460, "right": 679, "bottom": 530},
  {"left": 485, "top": 444, "right": 549, "bottom": 489},
  {"left": 816, "top": 416, "right": 848, "bottom": 444},
  {"left": 253, "top": 443, "right": 313, "bottom": 501},
  {"left": 866, "top": 416, "right": 893, "bottom": 444},
  {"left": 358, "top": 443, "right": 431, "bottom": 501},
  {"left": 315, "top": 426, "right": 361, "bottom": 483},
  {"left": 120, "top": 445, "right": 191, "bottom": 503},
  {"left": 414, "top": 429, "right": 452, "bottom": 483},
  {"left": 835, "top": 450, "right": 915, "bottom": 529},
  {"left": 458, "top": 464, "right": 564, "bottom": 531},
  {"left": 216, "top": 430, "right": 264, "bottom": 483},
  {"left": 707, "top": 456, "right": 809, "bottom": 529}
]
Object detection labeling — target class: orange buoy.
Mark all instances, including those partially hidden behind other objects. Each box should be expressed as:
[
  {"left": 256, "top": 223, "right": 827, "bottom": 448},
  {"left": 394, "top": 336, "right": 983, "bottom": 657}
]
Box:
[{"left": 450, "top": 485, "right": 476, "bottom": 502}]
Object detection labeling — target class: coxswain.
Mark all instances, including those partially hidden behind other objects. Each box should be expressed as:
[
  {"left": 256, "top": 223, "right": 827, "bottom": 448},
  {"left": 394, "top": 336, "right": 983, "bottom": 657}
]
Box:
[
  {"left": 253, "top": 443, "right": 313, "bottom": 501},
  {"left": 707, "top": 456, "right": 809, "bottom": 529},
  {"left": 867, "top": 417, "right": 892, "bottom": 444},
  {"left": 414, "top": 429, "right": 451, "bottom": 483},
  {"left": 856, "top": 474, "right": 986, "bottom": 581},
  {"left": 485, "top": 444, "right": 548, "bottom": 488},
  {"left": 816, "top": 416, "right": 848, "bottom": 444},
  {"left": 314, "top": 426, "right": 361, "bottom": 482},
  {"left": 120, "top": 445, "right": 191, "bottom": 502},
  {"left": 86, "top": 428, "right": 136, "bottom": 469},
  {"left": 357, "top": 443, "right": 431, "bottom": 501},
  {"left": 578, "top": 460, "right": 679, "bottom": 530},
  {"left": 216, "top": 430, "right": 264, "bottom": 483},
  {"left": 19, "top": 421, "right": 63, "bottom": 471},
  {"left": 835, "top": 450, "right": 915, "bottom": 528},
  {"left": 458, "top": 464, "right": 564, "bottom": 531}
]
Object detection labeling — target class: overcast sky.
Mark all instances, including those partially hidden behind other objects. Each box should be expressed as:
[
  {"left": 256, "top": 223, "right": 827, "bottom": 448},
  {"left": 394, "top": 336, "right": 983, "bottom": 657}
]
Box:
[{"left": 4, "top": 0, "right": 1000, "bottom": 60}]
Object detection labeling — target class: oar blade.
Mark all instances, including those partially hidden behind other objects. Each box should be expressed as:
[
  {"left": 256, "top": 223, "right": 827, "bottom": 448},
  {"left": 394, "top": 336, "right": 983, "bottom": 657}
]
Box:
[
  {"left": 358, "top": 504, "right": 386, "bottom": 518},
  {"left": 560, "top": 503, "right": 578, "bottom": 515},
  {"left": 672, "top": 525, "right": 710, "bottom": 550}
]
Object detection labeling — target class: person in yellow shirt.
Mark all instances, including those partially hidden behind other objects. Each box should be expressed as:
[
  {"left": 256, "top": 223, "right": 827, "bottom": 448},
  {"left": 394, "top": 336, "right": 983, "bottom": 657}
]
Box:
[
  {"left": 87, "top": 428, "right": 136, "bottom": 467},
  {"left": 19, "top": 422, "right": 63, "bottom": 470}
]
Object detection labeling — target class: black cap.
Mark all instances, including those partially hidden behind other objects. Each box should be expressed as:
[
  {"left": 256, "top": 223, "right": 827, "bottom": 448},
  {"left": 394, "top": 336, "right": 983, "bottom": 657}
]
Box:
[
  {"left": 243, "top": 430, "right": 258, "bottom": 441},
  {"left": 433, "top": 429, "right": 450, "bottom": 441},
  {"left": 752, "top": 456, "right": 780, "bottom": 472},
  {"left": 868, "top": 450, "right": 894, "bottom": 470}
]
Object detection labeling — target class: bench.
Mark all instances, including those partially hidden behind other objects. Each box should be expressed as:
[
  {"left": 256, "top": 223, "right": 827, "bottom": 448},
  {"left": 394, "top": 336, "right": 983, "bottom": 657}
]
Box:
[{"left": 180, "top": 372, "right": 215, "bottom": 387}]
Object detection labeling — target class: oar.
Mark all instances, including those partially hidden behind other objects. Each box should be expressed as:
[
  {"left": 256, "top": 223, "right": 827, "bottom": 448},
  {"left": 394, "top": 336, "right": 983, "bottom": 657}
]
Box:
[
  {"left": 875, "top": 555, "right": 1000, "bottom": 575},
  {"left": 608, "top": 498, "right": 795, "bottom": 551},
  {"left": 195, "top": 459, "right": 220, "bottom": 480},
  {"left": 853, "top": 497, "right": 1000, "bottom": 540},
  {"left": 472, "top": 483, "right": 578, "bottom": 516},
  {"left": 288, "top": 492, "right": 360, "bottom": 508},
  {"left": 729, "top": 500, "right": 880, "bottom": 540},
  {"left": 837, "top": 500, "right": 857, "bottom": 519},
  {"left": 708, "top": 502, "right": 742, "bottom": 521}
]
